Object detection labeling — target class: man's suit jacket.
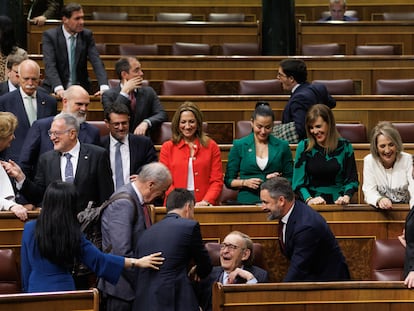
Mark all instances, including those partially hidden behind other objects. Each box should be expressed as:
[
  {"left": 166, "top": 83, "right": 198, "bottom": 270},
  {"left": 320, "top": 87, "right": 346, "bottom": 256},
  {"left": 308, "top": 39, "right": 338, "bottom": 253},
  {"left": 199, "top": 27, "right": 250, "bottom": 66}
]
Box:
[
  {"left": 283, "top": 200, "right": 350, "bottom": 282},
  {"left": 98, "top": 183, "right": 148, "bottom": 301},
  {"left": 134, "top": 213, "right": 212, "bottom": 311},
  {"left": 19, "top": 116, "right": 101, "bottom": 178},
  {"left": 404, "top": 208, "right": 414, "bottom": 278},
  {"left": 102, "top": 86, "right": 168, "bottom": 134},
  {"left": 0, "top": 88, "right": 57, "bottom": 162},
  {"left": 42, "top": 26, "right": 107, "bottom": 93},
  {"left": 28, "top": 0, "right": 63, "bottom": 19},
  {"left": 0, "top": 81, "right": 9, "bottom": 96},
  {"left": 100, "top": 134, "right": 158, "bottom": 177},
  {"left": 282, "top": 82, "right": 336, "bottom": 140},
  {"left": 19, "top": 143, "right": 114, "bottom": 213}
]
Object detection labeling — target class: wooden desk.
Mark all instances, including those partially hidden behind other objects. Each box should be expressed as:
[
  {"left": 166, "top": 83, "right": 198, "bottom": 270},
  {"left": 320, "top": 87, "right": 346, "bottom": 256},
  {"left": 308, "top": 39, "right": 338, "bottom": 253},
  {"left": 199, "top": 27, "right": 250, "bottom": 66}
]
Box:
[{"left": 212, "top": 281, "right": 414, "bottom": 311}]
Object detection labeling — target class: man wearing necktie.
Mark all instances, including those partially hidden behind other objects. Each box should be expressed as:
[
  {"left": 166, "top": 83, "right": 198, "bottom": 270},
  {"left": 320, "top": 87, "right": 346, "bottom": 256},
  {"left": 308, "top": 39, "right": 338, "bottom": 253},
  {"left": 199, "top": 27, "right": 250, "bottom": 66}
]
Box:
[
  {"left": 260, "top": 177, "right": 350, "bottom": 282},
  {"left": 98, "top": 162, "right": 171, "bottom": 311}
]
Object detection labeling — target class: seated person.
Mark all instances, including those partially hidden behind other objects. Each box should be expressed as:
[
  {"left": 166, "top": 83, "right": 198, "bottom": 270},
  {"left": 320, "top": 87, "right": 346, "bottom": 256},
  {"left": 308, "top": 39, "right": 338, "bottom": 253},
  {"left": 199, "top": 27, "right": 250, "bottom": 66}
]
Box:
[
  {"left": 319, "top": 0, "right": 358, "bottom": 21},
  {"left": 363, "top": 121, "right": 414, "bottom": 209},
  {"left": 292, "top": 104, "right": 359, "bottom": 205},
  {"left": 198, "top": 231, "right": 269, "bottom": 311},
  {"left": 225, "top": 102, "right": 293, "bottom": 205}
]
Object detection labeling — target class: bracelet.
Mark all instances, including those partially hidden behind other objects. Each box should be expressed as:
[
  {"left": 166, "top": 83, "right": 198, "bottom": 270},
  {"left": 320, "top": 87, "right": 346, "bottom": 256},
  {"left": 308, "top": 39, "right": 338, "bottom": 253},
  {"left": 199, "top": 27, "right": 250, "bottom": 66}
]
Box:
[
  {"left": 241, "top": 180, "right": 245, "bottom": 187},
  {"left": 305, "top": 197, "right": 313, "bottom": 204}
]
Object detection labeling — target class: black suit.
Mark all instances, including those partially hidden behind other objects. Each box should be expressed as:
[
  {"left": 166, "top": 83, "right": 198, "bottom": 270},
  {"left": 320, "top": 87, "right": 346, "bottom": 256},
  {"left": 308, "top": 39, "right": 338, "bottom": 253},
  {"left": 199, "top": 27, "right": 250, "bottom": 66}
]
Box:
[
  {"left": 19, "top": 143, "right": 114, "bottom": 213},
  {"left": 102, "top": 86, "right": 168, "bottom": 134},
  {"left": 404, "top": 208, "right": 414, "bottom": 278},
  {"left": 42, "top": 26, "right": 107, "bottom": 93},
  {"left": 28, "top": 0, "right": 63, "bottom": 19},
  {"left": 0, "top": 81, "right": 10, "bottom": 96}
]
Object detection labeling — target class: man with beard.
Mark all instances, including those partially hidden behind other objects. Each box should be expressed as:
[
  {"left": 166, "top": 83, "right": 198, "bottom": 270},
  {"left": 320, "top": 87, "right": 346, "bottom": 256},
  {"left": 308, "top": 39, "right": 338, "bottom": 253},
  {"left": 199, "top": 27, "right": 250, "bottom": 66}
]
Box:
[
  {"left": 260, "top": 177, "right": 350, "bottom": 281},
  {"left": 19, "top": 85, "right": 100, "bottom": 179}
]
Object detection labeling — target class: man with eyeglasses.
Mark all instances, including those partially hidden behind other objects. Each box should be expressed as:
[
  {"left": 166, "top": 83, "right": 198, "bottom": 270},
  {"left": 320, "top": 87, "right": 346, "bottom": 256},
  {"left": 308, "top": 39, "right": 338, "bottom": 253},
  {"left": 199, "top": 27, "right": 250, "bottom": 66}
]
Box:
[
  {"left": 0, "top": 59, "right": 57, "bottom": 163},
  {"left": 0, "top": 48, "right": 28, "bottom": 96},
  {"left": 102, "top": 101, "right": 157, "bottom": 190},
  {"left": 19, "top": 85, "right": 101, "bottom": 179},
  {"left": 102, "top": 57, "right": 167, "bottom": 138},
  {"left": 198, "top": 231, "right": 268, "bottom": 311}
]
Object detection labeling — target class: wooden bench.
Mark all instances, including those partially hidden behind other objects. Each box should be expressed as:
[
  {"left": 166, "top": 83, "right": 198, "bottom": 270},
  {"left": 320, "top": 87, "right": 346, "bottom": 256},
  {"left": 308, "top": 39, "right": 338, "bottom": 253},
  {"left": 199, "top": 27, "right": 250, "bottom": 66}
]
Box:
[
  {"left": 0, "top": 289, "right": 99, "bottom": 311},
  {"left": 212, "top": 281, "right": 414, "bottom": 311}
]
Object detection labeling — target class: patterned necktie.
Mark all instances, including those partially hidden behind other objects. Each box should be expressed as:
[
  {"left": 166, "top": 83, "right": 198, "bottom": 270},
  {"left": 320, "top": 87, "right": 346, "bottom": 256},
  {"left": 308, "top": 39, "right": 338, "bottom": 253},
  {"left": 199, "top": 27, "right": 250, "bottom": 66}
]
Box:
[
  {"left": 129, "top": 91, "right": 136, "bottom": 113},
  {"left": 64, "top": 153, "right": 74, "bottom": 183},
  {"left": 142, "top": 203, "right": 152, "bottom": 228},
  {"left": 25, "top": 96, "right": 36, "bottom": 126},
  {"left": 69, "top": 35, "right": 77, "bottom": 84},
  {"left": 278, "top": 220, "right": 285, "bottom": 253},
  {"left": 115, "top": 141, "right": 124, "bottom": 190}
]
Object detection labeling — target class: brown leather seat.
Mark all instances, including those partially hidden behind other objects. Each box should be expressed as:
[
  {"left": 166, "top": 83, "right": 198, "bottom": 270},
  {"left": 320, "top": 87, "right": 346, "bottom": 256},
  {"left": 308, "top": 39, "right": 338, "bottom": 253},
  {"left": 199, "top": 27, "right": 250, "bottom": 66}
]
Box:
[
  {"left": 376, "top": 79, "right": 414, "bottom": 95},
  {"left": 208, "top": 13, "right": 245, "bottom": 22},
  {"left": 151, "top": 122, "right": 208, "bottom": 145},
  {"left": 205, "top": 242, "right": 266, "bottom": 269},
  {"left": 383, "top": 12, "right": 414, "bottom": 21},
  {"left": 88, "top": 121, "right": 110, "bottom": 137},
  {"left": 371, "top": 239, "right": 405, "bottom": 281},
  {"left": 236, "top": 120, "right": 281, "bottom": 139},
  {"left": 312, "top": 79, "right": 354, "bottom": 95},
  {"left": 161, "top": 80, "right": 207, "bottom": 95},
  {"left": 156, "top": 12, "right": 192, "bottom": 21},
  {"left": 391, "top": 122, "right": 414, "bottom": 143},
  {"left": 119, "top": 44, "right": 159, "bottom": 56},
  {"left": 336, "top": 123, "right": 367, "bottom": 143},
  {"left": 95, "top": 43, "right": 106, "bottom": 55},
  {"left": 239, "top": 79, "right": 283, "bottom": 95},
  {"left": 355, "top": 45, "right": 395, "bottom": 55},
  {"left": 221, "top": 43, "right": 260, "bottom": 56},
  {"left": 302, "top": 43, "right": 340, "bottom": 56},
  {"left": 92, "top": 11, "right": 128, "bottom": 21},
  {"left": 172, "top": 42, "right": 210, "bottom": 55},
  {"left": 217, "top": 185, "right": 239, "bottom": 205},
  {"left": 0, "top": 249, "right": 20, "bottom": 294}
]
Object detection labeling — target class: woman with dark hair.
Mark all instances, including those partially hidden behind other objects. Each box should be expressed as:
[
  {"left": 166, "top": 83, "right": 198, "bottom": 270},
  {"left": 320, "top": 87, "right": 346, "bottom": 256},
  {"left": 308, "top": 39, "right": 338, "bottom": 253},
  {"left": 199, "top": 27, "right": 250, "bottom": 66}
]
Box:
[
  {"left": 292, "top": 104, "right": 359, "bottom": 205},
  {"left": 224, "top": 102, "right": 293, "bottom": 204},
  {"left": 20, "top": 181, "right": 164, "bottom": 293},
  {"left": 160, "top": 101, "right": 223, "bottom": 206},
  {"left": 0, "top": 15, "right": 20, "bottom": 82}
]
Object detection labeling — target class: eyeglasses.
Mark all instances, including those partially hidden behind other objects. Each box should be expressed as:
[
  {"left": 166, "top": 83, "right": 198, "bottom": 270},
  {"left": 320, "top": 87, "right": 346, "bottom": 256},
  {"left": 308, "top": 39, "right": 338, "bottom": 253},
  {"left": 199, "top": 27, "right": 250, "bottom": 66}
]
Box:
[
  {"left": 220, "top": 243, "right": 244, "bottom": 251},
  {"left": 47, "top": 129, "right": 71, "bottom": 137},
  {"left": 109, "top": 121, "right": 129, "bottom": 128}
]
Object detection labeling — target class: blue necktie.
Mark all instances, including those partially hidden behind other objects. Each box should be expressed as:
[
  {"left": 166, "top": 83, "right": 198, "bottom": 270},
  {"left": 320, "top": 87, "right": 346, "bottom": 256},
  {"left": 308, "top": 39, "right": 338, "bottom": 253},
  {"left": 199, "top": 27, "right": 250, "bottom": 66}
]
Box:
[
  {"left": 64, "top": 153, "right": 74, "bottom": 183},
  {"left": 115, "top": 142, "right": 124, "bottom": 189}
]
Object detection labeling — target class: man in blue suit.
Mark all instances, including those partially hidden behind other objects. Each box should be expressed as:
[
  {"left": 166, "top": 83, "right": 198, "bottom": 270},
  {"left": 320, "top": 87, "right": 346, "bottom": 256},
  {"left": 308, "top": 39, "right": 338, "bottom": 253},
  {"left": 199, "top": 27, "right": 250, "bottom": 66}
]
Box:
[
  {"left": 260, "top": 177, "right": 350, "bottom": 281},
  {"left": 0, "top": 59, "right": 57, "bottom": 162},
  {"left": 133, "top": 188, "right": 212, "bottom": 311},
  {"left": 19, "top": 85, "right": 100, "bottom": 179}
]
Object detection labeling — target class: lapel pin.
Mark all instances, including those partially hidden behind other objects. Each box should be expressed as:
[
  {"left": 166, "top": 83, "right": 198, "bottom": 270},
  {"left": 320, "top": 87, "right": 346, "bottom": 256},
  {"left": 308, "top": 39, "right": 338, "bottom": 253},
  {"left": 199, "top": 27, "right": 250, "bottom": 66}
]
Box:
[{"left": 84, "top": 155, "right": 88, "bottom": 160}]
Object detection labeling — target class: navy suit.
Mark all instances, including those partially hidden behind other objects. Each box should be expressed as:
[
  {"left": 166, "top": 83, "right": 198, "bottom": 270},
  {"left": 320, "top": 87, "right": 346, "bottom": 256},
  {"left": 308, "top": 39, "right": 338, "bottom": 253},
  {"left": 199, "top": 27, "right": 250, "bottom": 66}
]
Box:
[
  {"left": 404, "top": 208, "right": 414, "bottom": 278},
  {"left": 0, "top": 81, "right": 10, "bottom": 96},
  {"left": 19, "top": 117, "right": 101, "bottom": 178},
  {"left": 42, "top": 26, "right": 107, "bottom": 93},
  {"left": 102, "top": 86, "right": 168, "bottom": 134},
  {"left": 282, "top": 82, "right": 336, "bottom": 140},
  {"left": 134, "top": 213, "right": 212, "bottom": 311},
  {"left": 19, "top": 143, "right": 114, "bottom": 213},
  {"left": 0, "top": 88, "right": 57, "bottom": 162},
  {"left": 282, "top": 200, "right": 350, "bottom": 281}
]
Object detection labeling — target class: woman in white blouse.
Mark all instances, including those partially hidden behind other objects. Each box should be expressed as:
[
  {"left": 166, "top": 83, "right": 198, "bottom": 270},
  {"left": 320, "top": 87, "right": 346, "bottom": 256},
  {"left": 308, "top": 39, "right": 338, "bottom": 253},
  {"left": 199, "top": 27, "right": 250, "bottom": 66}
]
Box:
[
  {"left": 0, "top": 112, "right": 28, "bottom": 220},
  {"left": 363, "top": 121, "right": 414, "bottom": 209}
]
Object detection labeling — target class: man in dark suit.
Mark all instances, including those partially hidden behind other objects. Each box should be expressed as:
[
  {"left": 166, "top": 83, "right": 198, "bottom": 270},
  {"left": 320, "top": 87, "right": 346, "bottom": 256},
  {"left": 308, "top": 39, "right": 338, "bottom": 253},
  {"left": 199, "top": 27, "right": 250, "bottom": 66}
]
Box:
[
  {"left": 28, "top": 0, "right": 63, "bottom": 26},
  {"left": 260, "top": 177, "right": 350, "bottom": 282},
  {"left": 0, "top": 59, "right": 57, "bottom": 162},
  {"left": 102, "top": 101, "right": 157, "bottom": 190},
  {"left": 319, "top": 0, "right": 358, "bottom": 21},
  {"left": 102, "top": 57, "right": 167, "bottom": 136},
  {"left": 42, "top": 2, "right": 108, "bottom": 97},
  {"left": 403, "top": 208, "right": 414, "bottom": 288},
  {"left": 0, "top": 48, "right": 28, "bottom": 96},
  {"left": 198, "top": 231, "right": 268, "bottom": 311},
  {"left": 275, "top": 59, "right": 336, "bottom": 141},
  {"left": 133, "top": 188, "right": 212, "bottom": 311},
  {"left": 98, "top": 162, "right": 172, "bottom": 311},
  {"left": 2, "top": 113, "right": 113, "bottom": 213},
  {"left": 19, "top": 85, "right": 100, "bottom": 179}
]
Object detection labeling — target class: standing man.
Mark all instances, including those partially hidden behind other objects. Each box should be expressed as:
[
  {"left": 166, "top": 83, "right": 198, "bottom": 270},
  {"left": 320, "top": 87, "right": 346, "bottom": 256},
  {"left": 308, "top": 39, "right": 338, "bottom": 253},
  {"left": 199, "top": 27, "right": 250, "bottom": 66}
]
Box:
[
  {"left": 274, "top": 59, "right": 335, "bottom": 142},
  {"left": 133, "top": 188, "right": 212, "bottom": 311},
  {"left": 0, "top": 59, "right": 57, "bottom": 162},
  {"left": 42, "top": 2, "right": 109, "bottom": 97},
  {"left": 28, "top": 0, "right": 63, "bottom": 26},
  {"left": 319, "top": 0, "right": 358, "bottom": 21},
  {"left": 98, "top": 162, "right": 172, "bottom": 311},
  {"left": 260, "top": 177, "right": 350, "bottom": 281},
  {"left": 102, "top": 57, "right": 167, "bottom": 136},
  {"left": 19, "top": 85, "right": 101, "bottom": 179},
  {"left": 0, "top": 48, "right": 28, "bottom": 96},
  {"left": 102, "top": 101, "right": 158, "bottom": 190},
  {"left": 2, "top": 113, "right": 113, "bottom": 213}
]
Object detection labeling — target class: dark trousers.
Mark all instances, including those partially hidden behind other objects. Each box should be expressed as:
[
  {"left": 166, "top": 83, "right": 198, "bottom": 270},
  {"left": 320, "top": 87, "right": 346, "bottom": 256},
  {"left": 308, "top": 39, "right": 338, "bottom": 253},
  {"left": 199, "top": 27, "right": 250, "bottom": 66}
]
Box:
[{"left": 102, "top": 293, "right": 133, "bottom": 311}]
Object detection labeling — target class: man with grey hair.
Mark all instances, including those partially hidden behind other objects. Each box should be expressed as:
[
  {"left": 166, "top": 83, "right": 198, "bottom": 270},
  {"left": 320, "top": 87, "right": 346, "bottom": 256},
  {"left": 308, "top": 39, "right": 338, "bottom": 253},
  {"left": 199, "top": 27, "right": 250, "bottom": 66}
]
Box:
[
  {"left": 0, "top": 48, "right": 28, "bottom": 95},
  {"left": 99, "top": 162, "right": 172, "bottom": 311},
  {"left": 319, "top": 0, "right": 358, "bottom": 21},
  {"left": 2, "top": 112, "right": 113, "bottom": 213}
]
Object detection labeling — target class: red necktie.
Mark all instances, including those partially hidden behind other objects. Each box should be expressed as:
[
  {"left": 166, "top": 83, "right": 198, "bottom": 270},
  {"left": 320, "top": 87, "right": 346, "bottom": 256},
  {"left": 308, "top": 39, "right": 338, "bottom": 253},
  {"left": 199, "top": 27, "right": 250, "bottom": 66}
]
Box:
[
  {"left": 278, "top": 220, "right": 285, "bottom": 253},
  {"left": 129, "top": 91, "right": 136, "bottom": 114},
  {"left": 142, "top": 203, "right": 152, "bottom": 228}
]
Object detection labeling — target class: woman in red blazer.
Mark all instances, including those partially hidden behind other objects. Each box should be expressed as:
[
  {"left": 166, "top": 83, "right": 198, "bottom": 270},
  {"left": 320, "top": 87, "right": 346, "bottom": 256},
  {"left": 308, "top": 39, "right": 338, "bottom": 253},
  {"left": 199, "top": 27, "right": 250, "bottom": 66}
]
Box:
[{"left": 160, "top": 101, "right": 223, "bottom": 206}]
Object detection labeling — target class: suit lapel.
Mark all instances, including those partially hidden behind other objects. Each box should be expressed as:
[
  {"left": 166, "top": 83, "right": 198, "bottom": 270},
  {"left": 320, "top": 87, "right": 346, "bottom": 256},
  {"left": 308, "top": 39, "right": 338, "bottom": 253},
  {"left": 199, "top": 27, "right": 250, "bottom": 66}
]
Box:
[
  {"left": 128, "top": 136, "right": 137, "bottom": 175},
  {"left": 75, "top": 144, "right": 89, "bottom": 183},
  {"left": 17, "top": 90, "right": 31, "bottom": 128}
]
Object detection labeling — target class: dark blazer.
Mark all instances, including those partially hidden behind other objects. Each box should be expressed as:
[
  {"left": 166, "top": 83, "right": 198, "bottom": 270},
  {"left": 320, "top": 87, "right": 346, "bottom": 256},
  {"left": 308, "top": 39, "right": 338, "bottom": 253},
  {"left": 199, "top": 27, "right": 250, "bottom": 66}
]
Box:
[
  {"left": 19, "top": 117, "right": 101, "bottom": 178},
  {"left": 404, "top": 208, "right": 414, "bottom": 278},
  {"left": 42, "top": 26, "right": 107, "bottom": 93},
  {"left": 28, "top": 0, "right": 63, "bottom": 19},
  {"left": 0, "top": 81, "right": 10, "bottom": 96},
  {"left": 283, "top": 200, "right": 350, "bottom": 282},
  {"left": 19, "top": 143, "right": 114, "bottom": 213},
  {"left": 102, "top": 86, "right": 168, "bottom": 134},
  {"left": 134, "top": 213, "right": 212, "bottom": 311},
  {"left": 282, "top": 82, "right": 336, "bottom": 140},
  {"left": 100, "top": 134, "right": 158, "bottom": 176},
  {"left": 0, "top": 88, "right": 57, "bottom": 162}
]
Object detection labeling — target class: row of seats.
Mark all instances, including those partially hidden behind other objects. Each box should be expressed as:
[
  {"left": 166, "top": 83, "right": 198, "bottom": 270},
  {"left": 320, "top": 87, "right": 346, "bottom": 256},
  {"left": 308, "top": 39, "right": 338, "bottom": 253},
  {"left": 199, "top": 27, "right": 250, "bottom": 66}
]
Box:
[
  {"left": 302, "top": 43, "right": 397, "bottom": 56},
  {"left": 91, "top": 12, "right": 246, "bottom": 22},
  {"left": 96, "top": 42, "right": 260, "bottom": 56}
]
